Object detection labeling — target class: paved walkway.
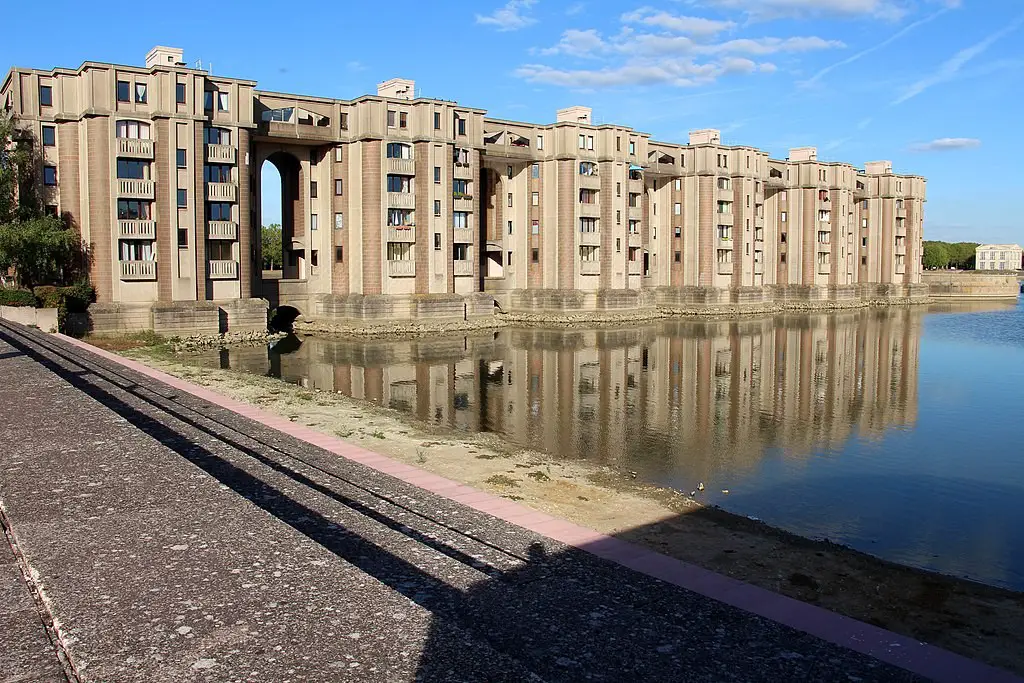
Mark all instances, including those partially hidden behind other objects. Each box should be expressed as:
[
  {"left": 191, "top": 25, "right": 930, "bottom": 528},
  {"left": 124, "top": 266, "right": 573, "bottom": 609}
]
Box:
[{"left": 0, "top": 321, "right": 1014, "bottom": 682}]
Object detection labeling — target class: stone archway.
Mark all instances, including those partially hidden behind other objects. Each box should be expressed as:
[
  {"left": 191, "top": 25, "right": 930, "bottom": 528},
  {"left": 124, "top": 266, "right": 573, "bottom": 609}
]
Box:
[{"left": 255, "top": 149, "right": 305, "bottom": 288}]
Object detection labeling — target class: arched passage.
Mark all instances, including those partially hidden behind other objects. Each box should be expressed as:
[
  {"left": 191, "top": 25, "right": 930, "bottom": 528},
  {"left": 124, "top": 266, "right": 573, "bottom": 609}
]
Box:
[
  {"left": 256, "top": 150, "right": 304, "bottom": 285},
  {"left": 269, "top": 304, "right": 302, "bottom": 333}
]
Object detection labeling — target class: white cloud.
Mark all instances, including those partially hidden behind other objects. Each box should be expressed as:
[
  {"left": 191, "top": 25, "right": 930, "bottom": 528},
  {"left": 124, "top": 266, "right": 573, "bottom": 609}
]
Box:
[
  {"left": 536, "top": 29, "right": 609, "bottom": 57},
  {"left": 565, "top": 2, "right": 585, "bottom": 16},
  {"left": 856, "top": 117, "right": 873, "bottom": 130},
  {"left": 517, "top": 60, "right": 726, "bottom": 88},
  {"left": 801, "top": 7, "right": 950, "bottom": 86},
  {"left": 621, "top": 7, "right": 737, "bottom": 36},
  {"left": 699, "top": 36, "right": 845, "bottom": 55},
  {"left": 476, "top": 0, "right": 538, "bottom": 31},
  {"left": 893, "top": 13, "right": 1024, "bottom": 104},
  {"left": 699, "top": 0, "right": 910, "bottom": 21},
  {"left": 909, "top": 137, "right": 981, "bottom": 152}
]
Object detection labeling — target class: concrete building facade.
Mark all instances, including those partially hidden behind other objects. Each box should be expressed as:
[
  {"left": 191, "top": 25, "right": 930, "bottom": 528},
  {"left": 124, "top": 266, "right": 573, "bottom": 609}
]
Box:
[
  {"left": 975, "top": 244, "right": 1023, "bottom": 271},
  {"left": 1, "top": 48, "right": 928, "bottom": 331}
]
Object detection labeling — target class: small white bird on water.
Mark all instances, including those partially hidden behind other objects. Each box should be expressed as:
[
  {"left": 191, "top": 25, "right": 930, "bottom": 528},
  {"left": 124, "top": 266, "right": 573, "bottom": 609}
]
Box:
[{"left": 697, "top": 482, "right": 705, "bottom": 492}]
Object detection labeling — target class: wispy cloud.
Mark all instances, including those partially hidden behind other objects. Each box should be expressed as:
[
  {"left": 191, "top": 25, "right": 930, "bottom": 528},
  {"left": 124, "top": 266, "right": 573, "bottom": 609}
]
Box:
[
  {"left": 565, "top": 2, "right": 585, "bottom": 16},
  {"left": 622, "top": 7, "right": 737, "bottom": 36},
  {"left": 909, "top": 137, "right": 981, "bottom": 152},
  {"left": 476, "top": 0, "right": 538, "bottom": 31},
  {"left": 697, "top": 0, "right": 909, "bottom": 22},
  {"left": 800, "top": 7, "right": 951, "bottom": 87},
  {"left": 856, "top": 117, "right": 873, "bottom": 130},
  {"left": 893, "top": 13, "right": 1024, "bottom": 105}
]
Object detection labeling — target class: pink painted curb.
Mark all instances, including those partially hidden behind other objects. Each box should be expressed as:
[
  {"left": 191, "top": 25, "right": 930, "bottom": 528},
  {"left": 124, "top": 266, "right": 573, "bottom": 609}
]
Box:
[{"left": 56, "top": 334, "right": 1022, "bottom": 683}]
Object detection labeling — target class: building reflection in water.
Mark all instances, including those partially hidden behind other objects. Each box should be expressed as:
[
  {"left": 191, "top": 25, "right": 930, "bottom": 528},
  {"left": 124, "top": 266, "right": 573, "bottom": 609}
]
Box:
[{"left": 210, "top": 308, "right": 921, "bottom": 485}]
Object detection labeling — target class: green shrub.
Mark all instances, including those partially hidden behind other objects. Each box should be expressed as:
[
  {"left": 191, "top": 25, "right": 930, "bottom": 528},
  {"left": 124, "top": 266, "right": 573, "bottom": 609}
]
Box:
[
  {"left": 59, "top": 283, "right": 94, "bottom": 313},
  {"left": 33, "top": 285, "right": 60, "bottom": 308},
  {"left": 0, "top": 288, "right": 37, "bottom": 307}
]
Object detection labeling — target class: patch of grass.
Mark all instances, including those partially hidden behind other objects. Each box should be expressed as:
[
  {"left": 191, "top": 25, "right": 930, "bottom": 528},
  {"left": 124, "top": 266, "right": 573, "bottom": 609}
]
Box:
[
  {"left": 335, "top": 429, "right": 354, "bottom": 438},
  {"left": 417, "top": 449, "right": 427, "bottom": 464},
  {"left": 87, "top": 330, "right": 169, "bottom": 353},
  {"left": 485, "top": 474, "right": 520, "bottom": 488},
  {"left": 527, "top": 471, "right": 551, "bottom": 482},
  {"left": 475, "top": 453, "right": 500, "bottom": 460},
  {"left": 503, "top": 494, "right": 524, "bottom": 501},
  {"left": 371, "top": 430, "right": 386, "bottom": 439},
  {"left": 295, "top": 392, "right": 314, "bottom": 402}
]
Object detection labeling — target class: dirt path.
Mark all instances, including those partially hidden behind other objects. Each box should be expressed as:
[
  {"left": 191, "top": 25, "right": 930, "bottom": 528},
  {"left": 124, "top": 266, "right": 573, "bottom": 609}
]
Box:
[{"left": 116, "top": 342, "right": 1024, "bottom": 677}]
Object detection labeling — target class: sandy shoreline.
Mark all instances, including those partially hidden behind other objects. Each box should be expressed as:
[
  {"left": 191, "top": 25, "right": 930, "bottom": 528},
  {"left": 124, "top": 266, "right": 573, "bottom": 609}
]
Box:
[{"left": 104, "top": 336, "right": 1024, "bottom": 676}]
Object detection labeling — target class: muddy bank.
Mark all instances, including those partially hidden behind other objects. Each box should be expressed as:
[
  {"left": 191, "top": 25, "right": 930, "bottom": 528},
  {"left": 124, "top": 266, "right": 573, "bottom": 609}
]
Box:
[{"left": 115, "top": 343, "right": 1024, "bottom": 676}]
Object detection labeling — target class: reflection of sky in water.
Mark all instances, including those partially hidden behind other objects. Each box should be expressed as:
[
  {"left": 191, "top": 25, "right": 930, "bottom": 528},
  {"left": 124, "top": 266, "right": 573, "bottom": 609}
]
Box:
[{"left": 198, "top": 300, "right": 1024, "bottom": 589}]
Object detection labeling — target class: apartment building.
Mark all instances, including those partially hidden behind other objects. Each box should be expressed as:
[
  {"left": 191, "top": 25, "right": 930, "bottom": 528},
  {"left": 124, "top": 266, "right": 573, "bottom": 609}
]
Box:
[
  {"left": 976, "top": 244, "right": 1023, "bottom": 271},
  {"left": 1, "top": 47, "right": 927, "bottom": 331}
]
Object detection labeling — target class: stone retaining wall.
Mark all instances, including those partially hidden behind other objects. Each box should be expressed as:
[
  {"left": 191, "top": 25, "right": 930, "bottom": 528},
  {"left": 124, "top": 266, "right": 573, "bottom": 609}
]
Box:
[
  {"left": 921, "top": 272, "right": 1021, "bottom": 299},
  {"left": 0, "top": 306, "right": 58, "bottom": 332},
  {"left": 82, "top": 299, "right": 269, "bottom": 336}
]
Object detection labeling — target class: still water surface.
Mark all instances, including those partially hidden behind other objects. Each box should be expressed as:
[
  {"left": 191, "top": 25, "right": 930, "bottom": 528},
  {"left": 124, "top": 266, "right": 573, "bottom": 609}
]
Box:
[{"left": 198, "top": 300, "right": 1024, "bottom": 590}]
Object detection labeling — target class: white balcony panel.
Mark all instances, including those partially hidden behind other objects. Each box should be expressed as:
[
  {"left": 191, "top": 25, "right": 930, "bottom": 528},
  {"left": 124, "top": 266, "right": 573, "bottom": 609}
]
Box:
[
  {"left": 118, "top": 220, "right": 156, "bottom": 240},
  {"left": 120, "top": 260, "right": 157, "bottom": 281}
]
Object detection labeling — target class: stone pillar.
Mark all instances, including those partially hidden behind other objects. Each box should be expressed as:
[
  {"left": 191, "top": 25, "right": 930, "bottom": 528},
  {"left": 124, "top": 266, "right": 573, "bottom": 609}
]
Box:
[
  {"left": 193, "top": 125, "right": 208, "bottom": 300},
  {"left": 697, "top": 175, "right": 714, "bottom": 287},
  {"left": 361, "top": 141, "right": 382, "bottom": 295},
  {"left": 237, "top": 128, "right": 252, "bottom": 299},
  {"left": 414, "top": 141, "right": 430, "bottom": 295},
  {"left": 557, "top": 160, "right": 575, "bottom": 289}
]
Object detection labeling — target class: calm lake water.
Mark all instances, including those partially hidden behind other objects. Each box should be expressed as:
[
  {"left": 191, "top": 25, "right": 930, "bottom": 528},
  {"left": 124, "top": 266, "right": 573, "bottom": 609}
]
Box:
[{"left": 196, "top": 299, "right": 1024, "bottom": 590}]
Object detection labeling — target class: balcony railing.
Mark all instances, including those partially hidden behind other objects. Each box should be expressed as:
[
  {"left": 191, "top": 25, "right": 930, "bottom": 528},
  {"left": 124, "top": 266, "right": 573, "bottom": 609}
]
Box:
[
  {"left": 209, "top": 259, "right": 239, "bottom": 280},
  {"left": 208, "top": 221, "right": 238, "bottom": 240},
  {"left": 580, "top": 260, "right": 600, "bottom": 276},
  {"left": 119, "top": 260, "right": 157, "bottom": 281},
  {"left": 387, "top": 191, "right": 416, "bottom": 209},
  {"left": 628, "top": 232, "right": 641, "bottom": 247},
  {"left": 716, "top": 212, "right": 734, "bottom": 225},
  {"left": 717, "top": 235, "right": 733, "bottom": 249},
  {"left": 387, "top": 226, "right": 416, "bottom": 243},
  {"left": 117, "top": 219, "right": 156, "bottom": 240},
  {"left": 754, "top": 262, "right": 764, "bottom": 275},
  {"left": 453, "top": 227, "right": 474, "bottom": 244},
  {"left": 387, "top": 158, "right": 415, "bottom": 175},
  {"left": 116, "top": 138, "right": 154, "bottom": 159},
  {"left": 896, "top": 207, "right": 907, "bottom": 219},
  {"left": 454, "top": 260, "right": 473, "bottom": 276},
  {"left": 766, "top": 176, "right": 786, "bottom": 188},
  {"left": 627, "top": 205, "right": 642, "bottom": 220},
  {"left": 453, "top": 164, "right": 473, "bottom": 179},
  {"left": 818, "top": 259, "right": 832, "bottom": 275},
  {"left": 387, "top": 260, "right": 415, "bottom": 277},
  {"left": 118, "top": 178, "right": 155, "bottom": 199},
  {"left": 579, "top": 231, "right": 600, "bottom": 246},
  {"left": 453, "top": 195, "right": 474, "bottom": 211},
  {"left": 205, "top": 144, "right": 236, "bottom": 163},
  {"left": 717, "top": 261, "right": 733, "bottom": 275},
  {"left": 206, "top": 182, "right": 237, "bottom": 202},
  {"left": 628, "top": 261, "right": 642, "bottom": 275},
  {"left": 578, "top": 173, "right": 601, "bottom": 190}
]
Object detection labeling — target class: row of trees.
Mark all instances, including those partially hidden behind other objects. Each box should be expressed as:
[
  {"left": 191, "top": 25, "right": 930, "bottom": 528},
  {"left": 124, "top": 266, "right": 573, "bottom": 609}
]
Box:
[
  {"left": 261, "top": 223, "right": 283, "bottom": 271},
  {"left": 922, "top": 241, "right": 979, "bottom": 270},
  {"left": 0, "top": 117, "right": 89, "bottom": 288}
]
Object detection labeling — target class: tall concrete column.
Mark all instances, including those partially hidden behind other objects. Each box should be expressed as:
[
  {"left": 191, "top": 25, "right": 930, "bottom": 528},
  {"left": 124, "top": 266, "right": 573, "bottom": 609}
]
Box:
[
  {"left": 237, "top": 128, "right": 252, "bottom": 299},
  {"left": 361, "top": 141, "right": 382, "bottom": 295}
]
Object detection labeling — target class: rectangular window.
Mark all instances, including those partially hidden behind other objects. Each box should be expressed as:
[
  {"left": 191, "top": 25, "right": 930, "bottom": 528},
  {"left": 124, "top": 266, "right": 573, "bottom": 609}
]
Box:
[
  {"left": 531, "top": 220, "right": 539, "bottom": 235},
  {"left": 456, "top": 117, "right": 466, "bottom": 136},
  {"left": 434, "top": 233, "right": 442, "bottom": 250},
  {"left": 507, "top": 165, "right": 513, "bottom": 179},
  {"left": 579, "top": 245, "right": 599, "bottom": 262},
  {"left": 335, "top": 179, "right": 343, "bottom": 196},
  {"left": 177, "top": 189, "right": 187, "bottom": 208},
  {"left": 531, "top": 248, "right": 539, "bottom": 263},
  {"left": 616, "top": 238, "right": 621, "bottom": 253},
  {"left": 435, "top": 167, "right": 441, "bottom": 184},
  {"left": 41, "top": 125, "right": 56, "bottom": 147},
  {"left": 674, "top": 178, "right": 681, "bottom": 191},
  {"left": 507, "top": 192, "right": 513, "bottom": 208},
  {"left": 334, "top": 147, "right": 343, "bottom": 162},
  {"left": 117, "top": 159, "right": 150, "bottom": 179},
  {"left": 780, "top": 233, "right": 787, "bottom": 243},
  {"left": 628, "top": 140, "right": 636, "bottom": 155},
  {"left": 310, "top": 181, "right": 318, "bottom": 198},
  {"left": 674, "top": 251, "right": 681, "bottom": 263},
  {"left": 674, "top": 226, "right": 681, "bottom": 238},
  {"left": 433, "top": 112, "right": 441, "bottom": 130},
  {"left": 616, "top": 136, "right": 621, "bottom": 152},
  {"left": 203, "top": 127, "right": 230, "bottom": 145},
  {"left": 39, "top": 85, "right": 52, "bottom": 107},
  {"left": 387, "top": 175, "right": 413, "bottom": 193},
  {"left": 176, "top": 148, "right": 186, "bottom": 168},
  {"left": 453, "top": 243, "right": 470, "bottom": 261},
  {"left": 616, "top": 182, "right": 621, "bottom": 197},
  {"left": 536, "top": 135, "right": 544, "bottom": 150},
  {"left": 386, "top": 142, "right": 411, "bottom": 159},
  {"left": 203, "top": 90, "right": 214, "bottom": 111},
  {"left": 117, "top": 199, "right": 152, "bottom": 220},
  {"left": 135, "top": 83, "right": 147, "bottom": 104},
  {"left": 861, "top": 218, "right": 868, "bottom": 228},
  {"left": 507, "top": 221, "right": 513, "bottom": 235},
  {"left": 175, "top": 82, "right": 186, "bottom": 104},
  {"left": 507, "top": 251, "right": 513, "bottom": 266},
  {"left": 453, "top": 179, "right": 469, "bottom": 195},
  {"left": 310, "top": 214, "right": 318, "bottom": 231},
  {"left": 208, "top": 240, "right": 233, "bottom": 261},
  {"left": 453, "top": 211, "right": 469, "bottom": 228},
  {"left": 387, "top": 110, "right": 396, "bottom": 127},
  {"left": 387, "top": 242, "right": 413, "bottom": 261},
  {"left": 207, "top": 202, "right": 232, "bottom": 221},
  {"left": 578, "top": 134, "right": 585, "bottom": 149},
  {"left": 202, "top": 164, "right": 231, "bottom": 183},
  {"left": 336, "top": 246, "right": 344, "bottom": 262},
  {"left": 781, "top": 211, "right": 787, "bottom": 222},
  {"left": 434, "top": 200, "right": 441, "bottom": 216},
  {"left": 673, "top": 202, "right": 681, "bottom": 215},
  {"left": 335, "top": 212, "right": 344, "bottom": 229},
  {"left": 616, "top": 210, "right": 621, "bottom": 225},
  {"left": 531, "top": 191, "right": 539, "bottom": 206},
  {"left": 579, "top": 217, "right": 598, "bottom": 233},
  {"left": 116, "top": 81, "right": 130, "bottom": 102},
  {"left": 399, "top": 111, "right": 408, "bottom": 128},
  {"left": 177, "top": 228, "right": 188, "bottom": 248},
  {"left": 531, "top": 163, "right": 539, "bottom": 179},
  {"left": 586, "top": 135, "right": 594, "bottom": 151},
  {"left": 862, "top": 237, "right": 868, "bottom": 247}
]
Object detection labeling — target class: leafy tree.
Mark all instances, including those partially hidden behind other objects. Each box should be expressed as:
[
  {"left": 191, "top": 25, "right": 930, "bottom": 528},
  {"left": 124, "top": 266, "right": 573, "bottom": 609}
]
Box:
[
  {"left": 922, "top": 241, "right": 950, "bottom": 270},
  {"left": 0, "top": 115, "right": 88, "bottom": 288},
  {"left": 921, "top": 240, "right": 979, "bottom": 270},
  {"left": 261, "top": 223, "right": 283, "bottom": 270}
]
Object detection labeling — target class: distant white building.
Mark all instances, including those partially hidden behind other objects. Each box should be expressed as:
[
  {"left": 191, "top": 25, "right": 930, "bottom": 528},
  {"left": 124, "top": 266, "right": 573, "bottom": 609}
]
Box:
[{"left": 976, "top": 244, "right": 1023, "bottom": 271}]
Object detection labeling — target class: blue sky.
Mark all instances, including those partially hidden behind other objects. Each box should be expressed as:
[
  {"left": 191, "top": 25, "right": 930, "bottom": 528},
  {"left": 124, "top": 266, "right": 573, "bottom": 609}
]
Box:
[{"left": 2, "top": 0, "right": 1021, "bottom": 243}]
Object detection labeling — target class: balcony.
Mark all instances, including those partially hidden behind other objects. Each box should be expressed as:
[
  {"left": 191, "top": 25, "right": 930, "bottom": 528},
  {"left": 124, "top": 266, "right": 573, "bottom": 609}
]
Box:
[
  {"left": 116, "top": 138, "right": 154, "bottom": 159},
  {"left": 388, "top": 260, "right": 415, "bottom": 277},
  {"left": 119, "top": 260, "right": 156, "bottom": 281},
  {"left": 453, "top": 195, "right": 474, "bottom": 212},
  {"left": 896, "top": 207, "right": 907, "bottom": 219},
  {"left": 895, "top": 243, "right": 907, "bottom": 255},
  {"left": 387, "top": 226, "right": 416, "bottom": 243},
  {"left": 205, "top": 144, "right": 236, "bottom": 163},
  {"left": 454, "top": 260, "right": 473, "bottom": 276},
  {"left": 118, "top": 219, "right": 156, "bottom": 240},
  {"left": 579, "top": 202, "right": 600, "bottom": 218},
  {"left": 754, "top": 261, "right": 764, "bottom": 275},
  {"left": 578, "top": 173, "right": 601, "bottom": 190},
  {"left": 766, "top": 176, "right": 786, "bottom": 189},
  {"left": 717, "top": 235, "right": 733, "bottom": 249},
  {"left": 118, "top": 178, "right": 155, "bottom": 199},
  {"left": 628, "top": 260, "right": 642, "bottom": 275},
  {"left": 387, "top": 158, "right": 415, "bottom": 175},
  {"left": 209, "top": 259, "right": 238, "bottom": 280},
  {"left": 388, "top": 191, "right": 415, "bottom": 209},
  {"left": 208, "top": 220, "right": 238, "bottom": 240},
  {"left": 206, "top": 182, "right": 237, "bottom": 202},
  {"left": 817, "top": 257, "right": 831, "bottom": 275},
  {"left": 482, "top": 140, "right": 533, "bottom": 160},
  {"left": 580, "top": 261, "right": 600, "bottom": 276},
  {"left": 628, "top": 178, "right": 643, "bottom": 193},
  {"left": 716, "top": 187, "right": 733, "bottom": 201},
  {"left": 453, "top": 164, "right": 473, "bottom": 180},
  {"left": 627, "top": 205, "right": 642, "bottom": 220},
  {"left": 579, "top": 231, "right": 600, "bottom": 246},
  {"left": 717, "top": 261, "right": 733, "bottom": 276},
  {"left": 716, "top": 212, "right": 734, "bottom": 226},
  {"left": 453, "top": 228, "right": 474, "bottom": 244},
  {"left": 628, "top": 232, "right": 641, "bottom": 248}
]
